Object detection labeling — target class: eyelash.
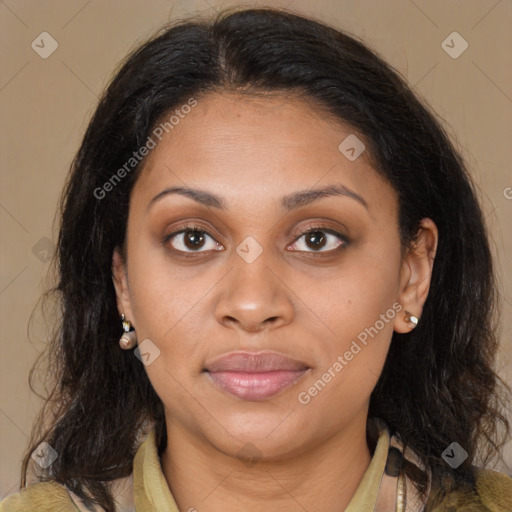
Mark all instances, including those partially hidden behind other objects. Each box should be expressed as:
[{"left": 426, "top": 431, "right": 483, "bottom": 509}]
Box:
[{"left": 162, "top": 222, "right": 350, "bottom": 257}]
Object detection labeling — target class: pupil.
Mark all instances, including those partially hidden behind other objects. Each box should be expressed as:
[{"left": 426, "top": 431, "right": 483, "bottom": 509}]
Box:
[
  {"left": 306, "top": 231, "right": 325, "bottom": 249},
  {"left": 185, "top": 230, "right": 204, "bottom": 249}
]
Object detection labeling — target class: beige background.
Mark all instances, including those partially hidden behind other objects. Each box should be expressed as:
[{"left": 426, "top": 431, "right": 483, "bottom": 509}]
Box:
[{"left": 1, "top": 0, "right": 511, "bottom": 498}]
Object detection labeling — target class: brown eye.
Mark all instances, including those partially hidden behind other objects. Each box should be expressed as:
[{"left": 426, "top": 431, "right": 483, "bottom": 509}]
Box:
[
  {"left": 164, "top": 225, "right": 223, "bottom": 253},
  {"left": 289, "top": 227, "right": 348, "bottom": 253},
  {"left": 304, "top": 231, "right": 327, "bottom": 250},
  {"left": 183, "top": 230, "right": 206, "bottom": 250}
]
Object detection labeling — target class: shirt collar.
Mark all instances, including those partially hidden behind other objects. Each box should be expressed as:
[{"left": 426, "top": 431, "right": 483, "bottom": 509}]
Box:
[{"left": 132, "top": 418, "right": 392, "bottom": 511}]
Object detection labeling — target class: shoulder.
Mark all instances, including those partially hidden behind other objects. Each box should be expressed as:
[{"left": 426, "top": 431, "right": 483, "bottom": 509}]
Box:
[
  {"left": 0, "top": 481, "right": 79, "bottom": 512},
  {"left": 475, "top": 467, "right": 512, "bottom": 510},
  {"left": 427, "top": 468, "right": 512, "bottom": 511}
]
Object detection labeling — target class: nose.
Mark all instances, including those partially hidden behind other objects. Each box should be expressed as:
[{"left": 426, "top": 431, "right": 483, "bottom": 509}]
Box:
[{"left": 214, "top": 251, "right": 295, "bottom": 334}]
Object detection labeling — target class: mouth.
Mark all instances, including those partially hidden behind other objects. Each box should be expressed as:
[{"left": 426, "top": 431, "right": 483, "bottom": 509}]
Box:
[{"left": 203, "top": 351, "right": 311, "bottom": 401}]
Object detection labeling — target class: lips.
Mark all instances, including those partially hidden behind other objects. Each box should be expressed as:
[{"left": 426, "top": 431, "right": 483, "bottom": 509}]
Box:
[
  {"left": 204, "top": 351, "right": 309, "bottom": 373},
  {"left": 204, "top": 351, "right": 311, "bottom": 401}
]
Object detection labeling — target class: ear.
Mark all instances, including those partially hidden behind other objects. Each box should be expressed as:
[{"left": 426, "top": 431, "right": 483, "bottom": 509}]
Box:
[
  {"left": 112, "top": 246, "right": 136, "bottom": 327},
  {"left": 394, "top": 218, "right": 438, "bottom": 333}
]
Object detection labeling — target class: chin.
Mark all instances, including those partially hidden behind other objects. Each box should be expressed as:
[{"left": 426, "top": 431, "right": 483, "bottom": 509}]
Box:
[{"left": 201, "top": 406, "right": 309, "bottom": 458}]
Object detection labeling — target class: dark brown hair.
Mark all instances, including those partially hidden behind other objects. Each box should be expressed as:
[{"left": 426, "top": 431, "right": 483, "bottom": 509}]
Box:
[{"left": 21, "top": 7, "right": 510, "bottom": 511}]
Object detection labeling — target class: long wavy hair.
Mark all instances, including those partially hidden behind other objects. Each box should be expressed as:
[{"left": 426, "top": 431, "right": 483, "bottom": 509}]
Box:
[{"left": 20, "top": 7, "right": 510, "bottom": 511}]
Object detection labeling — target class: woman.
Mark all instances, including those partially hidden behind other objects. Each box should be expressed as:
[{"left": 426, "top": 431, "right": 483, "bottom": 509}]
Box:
[{"left": 1, "top": 6, "right": 511, "bottom": 512}]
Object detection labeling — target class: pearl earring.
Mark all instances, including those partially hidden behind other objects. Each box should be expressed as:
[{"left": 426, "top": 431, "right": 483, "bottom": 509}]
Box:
[
  {"left": 404, "top": 310, "right": 419, "bottom": 328},
  {"left": 119, "top": 314, "right": 137, "bottom": 349}
]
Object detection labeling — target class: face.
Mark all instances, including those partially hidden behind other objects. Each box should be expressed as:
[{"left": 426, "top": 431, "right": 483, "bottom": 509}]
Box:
[{"left": 113, "top": 92, "right": 437, "bottom": 460}]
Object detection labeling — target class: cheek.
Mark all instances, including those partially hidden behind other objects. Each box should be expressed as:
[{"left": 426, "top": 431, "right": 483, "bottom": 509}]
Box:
[
  {"left": 124, "top": 248, "right": 211, "bottom": 378},
  {"left": 311, "top": 244, "right": 401, "bottom": 346},
  {"left": 127, "top": 241, "right": 203, "bottom": 334},
  {"left": 296, "top": 287, "right": 397, "bottom": 423},
  {"left": 298, "top": 237, "right": 401, "bottom": 407},
  {"left": 125, "top": 258, "right": 208, "bottom": 412}
]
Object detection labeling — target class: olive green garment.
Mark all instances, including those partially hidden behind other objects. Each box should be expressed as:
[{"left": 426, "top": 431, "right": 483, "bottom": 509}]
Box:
[
  {"left": 1, "top": 422, "right": 511, "bottom": 511},
  {"left": 0, "top": 425, "right": 386, "bottom": 511}
]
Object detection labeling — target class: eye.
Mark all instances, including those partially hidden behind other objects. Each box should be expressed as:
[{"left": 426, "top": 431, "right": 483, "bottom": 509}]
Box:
[
  {"left": 288, "top": 227, "right": 349, "bottom": 253},
  {"left": 163, "top": 223, "right": 222, "bottom": 253},
  {"left": 163, "top": 223, "right": 349, "bottom": 256}
]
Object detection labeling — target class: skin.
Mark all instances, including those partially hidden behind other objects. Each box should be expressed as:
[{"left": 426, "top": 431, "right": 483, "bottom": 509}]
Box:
[{"left": 112, "top": 92, "right": 438, "bottom": 511}]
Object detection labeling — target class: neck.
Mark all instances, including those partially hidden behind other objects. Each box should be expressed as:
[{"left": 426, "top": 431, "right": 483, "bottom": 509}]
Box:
[{"left": 161, "top": 412, "right": 373, "bottom": 512}]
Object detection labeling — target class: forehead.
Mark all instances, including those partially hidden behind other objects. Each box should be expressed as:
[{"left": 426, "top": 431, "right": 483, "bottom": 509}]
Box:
[{"left": 131, "top": 92, "right": 396, "bottom": 217}]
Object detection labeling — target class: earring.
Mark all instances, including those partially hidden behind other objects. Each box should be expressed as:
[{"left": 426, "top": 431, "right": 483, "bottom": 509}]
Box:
[
  {"left": 119, "top": 314, "right": 137, "bottom": 349},
  {"left": 404, "top": 310, "right": 419, "bottom": 328}
]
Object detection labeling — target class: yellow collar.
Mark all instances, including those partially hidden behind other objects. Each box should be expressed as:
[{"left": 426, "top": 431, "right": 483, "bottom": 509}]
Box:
[{"left": 132, "top": 423, "right": 391, "bottom": 511}]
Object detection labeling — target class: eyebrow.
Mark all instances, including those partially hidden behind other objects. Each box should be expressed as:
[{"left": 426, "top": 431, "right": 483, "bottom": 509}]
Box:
[{"left": 147, "top": 183, "right": 369, "bottom": 212}]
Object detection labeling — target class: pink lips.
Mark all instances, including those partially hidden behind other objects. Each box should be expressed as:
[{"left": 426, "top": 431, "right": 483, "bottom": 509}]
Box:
[{"left": 204, "top": 351, "right": 310, "bottom": 401}]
